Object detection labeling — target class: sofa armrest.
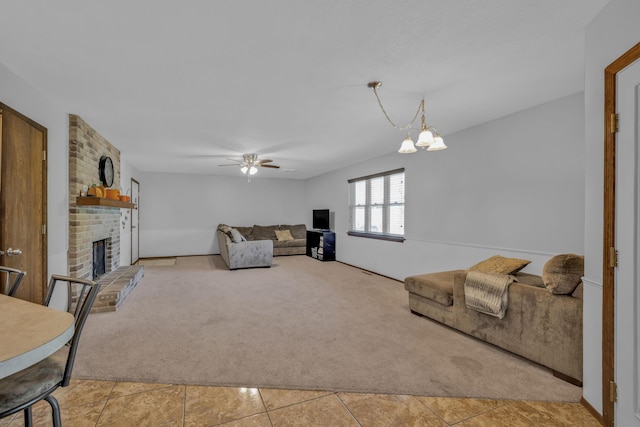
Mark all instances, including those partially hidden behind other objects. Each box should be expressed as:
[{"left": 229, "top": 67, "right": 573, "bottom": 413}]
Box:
[
  {"left": 216, "top": 227, "right": 273, "bottom": 270},
  {"left": 452, "top": 271, "right": 469, "bottom": 309},
  {"left": 228, "top": 239, "right": 273, "bottom": 268}
]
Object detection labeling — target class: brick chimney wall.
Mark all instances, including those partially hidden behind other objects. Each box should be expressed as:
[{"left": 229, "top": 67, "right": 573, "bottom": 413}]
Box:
[{"left": 68, "top": 114, "right": 121, "bottom": 280}]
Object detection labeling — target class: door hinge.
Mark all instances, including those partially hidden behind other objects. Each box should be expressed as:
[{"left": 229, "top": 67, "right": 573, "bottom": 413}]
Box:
[
  {"left": 610, "top": 380, "right": 617, "bottom": 403},
  {"left": 609, "top": 247, "right": 618, "bottom": 268},
  {"left": 42, "top": 224, "right": 46, "bottom": 235},
  {"left": 610, "top": 113, "right": 619, "bottom": 133},
  {"left": 42, "top": 150, "right": 46, "bottom": 161}
]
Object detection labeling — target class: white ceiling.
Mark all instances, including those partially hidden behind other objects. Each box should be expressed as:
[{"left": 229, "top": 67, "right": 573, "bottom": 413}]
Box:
[{"left": 0, "top": 0, "right": 609, "bottom": 179}]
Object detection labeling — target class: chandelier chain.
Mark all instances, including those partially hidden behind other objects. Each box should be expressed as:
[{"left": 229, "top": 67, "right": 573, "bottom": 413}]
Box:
[{"left": 372, "top": 86, "right": 423, "bottom": 132}]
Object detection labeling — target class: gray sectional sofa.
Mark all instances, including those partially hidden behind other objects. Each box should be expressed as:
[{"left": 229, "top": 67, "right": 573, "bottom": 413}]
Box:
[
  {"left": 404, "top": 254, "right": 584, "bottom": 384},
  {"left": 217, "top": 224, "right": 307, "bottom": 270},
  {"left": 235, "top": 224, "right": 307, "bottom": 256}
]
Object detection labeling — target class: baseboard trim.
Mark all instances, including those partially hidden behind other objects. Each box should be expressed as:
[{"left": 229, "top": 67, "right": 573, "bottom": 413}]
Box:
[
  {"left": 337, "top": 260, "right": 404, "bottom": 283},
  {"left": 552, "top": 370, "right": 583, "bottom": 387},
  {"left": 137, "top": 256, "right": 178, "bottom": 261},
  {"left": 581, "top": 396, "right": 603, "bottom": 425}
]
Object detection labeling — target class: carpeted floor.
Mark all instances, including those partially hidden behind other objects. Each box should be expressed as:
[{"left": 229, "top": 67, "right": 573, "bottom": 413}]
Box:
[{"left": 74, "top": 255, "right": 582, "bottom": 401}]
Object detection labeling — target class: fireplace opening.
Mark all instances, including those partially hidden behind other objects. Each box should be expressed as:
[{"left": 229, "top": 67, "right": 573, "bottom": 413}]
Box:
[{"left": 93, "top": 239, "right": 107, "bottom": 279}]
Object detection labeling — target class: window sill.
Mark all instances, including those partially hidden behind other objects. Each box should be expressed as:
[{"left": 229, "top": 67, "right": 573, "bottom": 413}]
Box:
[{"left": 347, "top": 231, "right": 405, "bottom": 242}]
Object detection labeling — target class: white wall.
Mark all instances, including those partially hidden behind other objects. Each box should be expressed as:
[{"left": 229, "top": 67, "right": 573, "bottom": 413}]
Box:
[
  {"left": 119, "top": 157, "right": 141, "bottom": 266},
  {"left": 137, "top": 172, "right": 307, "bottom": 258},
  {"left": 0, "top": 61, "right": 69, "bottom": 277},
  {"left": 584, "top": 0, "right": 640, "bottom": 415},
  {"left": 305, "top": 93, "right": 585, "bottom": 280}
]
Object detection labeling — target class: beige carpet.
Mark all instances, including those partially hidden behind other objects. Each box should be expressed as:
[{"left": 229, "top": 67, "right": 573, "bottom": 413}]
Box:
[
  {"left": 74, "top": 255, "right": 582, "bottom": 401},
  {"left": 137, "top": 257, "right": 176, "bottom": 266}
]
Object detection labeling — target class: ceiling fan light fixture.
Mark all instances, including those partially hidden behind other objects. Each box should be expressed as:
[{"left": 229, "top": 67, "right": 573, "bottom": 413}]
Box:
[
  {"left": 219, "top": 153, "right": 280, "bottom": 182},
  {"left": 241, "top": 165, "right": 259, "bottom": 175}
]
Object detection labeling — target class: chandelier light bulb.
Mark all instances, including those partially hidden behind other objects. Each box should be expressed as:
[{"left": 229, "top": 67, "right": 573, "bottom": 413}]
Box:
[
  {"left": 249, "top": 166, "right": 258, "bottom": 175},
  {"left": 416, "top": 129, "right": 434, "bottom": 147},
  {"left": 427, "top": 135, "right": 447, "bottom": 151},
  {"left": 398, "top": 136, "right": 417, "bottom": 154}
]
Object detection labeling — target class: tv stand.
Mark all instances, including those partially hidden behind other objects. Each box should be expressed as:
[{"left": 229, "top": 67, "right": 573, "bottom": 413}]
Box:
[{"left": 306, "top": 230, "right": 335, "bottom": 261}]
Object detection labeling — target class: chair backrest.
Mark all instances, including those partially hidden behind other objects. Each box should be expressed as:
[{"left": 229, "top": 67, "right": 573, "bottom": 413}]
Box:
[
  {"left": 44, "top": 275, "right": 100, "bottom": 386},
  {"left": 0, "top": 266, "right": 26, "bottom": 297}
]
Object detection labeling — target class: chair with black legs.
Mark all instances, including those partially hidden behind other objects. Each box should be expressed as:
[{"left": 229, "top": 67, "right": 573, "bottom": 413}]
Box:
[
  {"left": 0, "top": 275, "right": 100, "bottom": 427},
  {"left": 0, "top": 265, "right": 26, "bottom": 297}
]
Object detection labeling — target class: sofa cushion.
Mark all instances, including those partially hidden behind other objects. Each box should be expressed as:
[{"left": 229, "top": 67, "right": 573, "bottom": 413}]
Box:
[
  {"left": 275, "top": 229, "right": 294, "bottom": 241},
  {"left": 404, "top": 270, "right": 465, "bottom": 307},
  {"left": 218, "top": 224, "right": 244, "bottom": 243},
  {"left": 235, "top": 226, "right": 254, "bottom": 240},
  {"left": 572, "top": 282, "right": 584, "bottom": 299},
  {"left": 272, "top": 240, "right": 289, "bottom": 248},
  {"left": 252, "top": 225, "right": 278, "bottom": 240},
  {"left": 513, "top": 272, "right": 545, "bottom": 288},
  {"left": 280, "top": 224, "right": 307, "bottom": 240},
  {"left": 286, "top": 239, "right": 306, "bottom": 248},
  {"left": 468, "top": 255, "right": 531, "bottom": 275},
  {"left": 542, "top": 254, "right": 584, "bottom": 295}
]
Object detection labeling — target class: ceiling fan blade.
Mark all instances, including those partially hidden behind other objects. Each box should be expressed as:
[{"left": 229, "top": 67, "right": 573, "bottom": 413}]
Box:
[
  {"left": 218, "top": 163, "right": 242, "bottom": 167},
  {"left": 260, "top": 164, "right": 280, "bottom": 169},
  {"left": 257, "top": 159, "right": 273, "bottom": 164}
]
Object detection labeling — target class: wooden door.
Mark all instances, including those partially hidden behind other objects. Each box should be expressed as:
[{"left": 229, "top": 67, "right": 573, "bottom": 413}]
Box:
[
  {"left": 0, "top": 103, "right": 47, "bottom": 303},
  {"left": 604, "top": 42, "right": 640, "bottom": 426},
  {"left": 614, "top": 56, "right": 640, "bottom": 427}
]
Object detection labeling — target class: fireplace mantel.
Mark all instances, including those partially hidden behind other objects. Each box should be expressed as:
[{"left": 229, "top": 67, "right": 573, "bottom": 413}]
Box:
[{"left": 76, "top": 197, "right": 135, "bottom": 209}]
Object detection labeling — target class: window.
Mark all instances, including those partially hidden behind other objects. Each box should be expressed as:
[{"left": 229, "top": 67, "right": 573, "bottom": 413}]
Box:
[{"left": 348, "top": 168, "right": 405, "bottom": 242}]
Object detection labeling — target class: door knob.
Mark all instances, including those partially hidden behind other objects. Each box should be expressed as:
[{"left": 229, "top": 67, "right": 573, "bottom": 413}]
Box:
[{"left": 6, "top": 248, "right": 22, "bottom": 256}]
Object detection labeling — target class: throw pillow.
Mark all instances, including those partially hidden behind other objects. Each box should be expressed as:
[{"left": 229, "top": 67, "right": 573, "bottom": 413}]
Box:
[
  {"left": 280, "top": 224, "right": 306, "bottom": 240},
  {"left": 274, "top": 229, "right": 294, "bottom": 241},
  {"left": 468, "top": 255, "right": 531, "bottom": 275},
  {"left": 542, "top": 254, "right": 584, "bottom": 295},
  {"left": 229, "top": 228, "right": 245, "bottom": 243}
]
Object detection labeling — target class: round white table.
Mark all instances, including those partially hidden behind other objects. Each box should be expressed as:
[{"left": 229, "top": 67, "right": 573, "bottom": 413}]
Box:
[{"left": 0, "top": 294, "right": 74, "bottom": 379}]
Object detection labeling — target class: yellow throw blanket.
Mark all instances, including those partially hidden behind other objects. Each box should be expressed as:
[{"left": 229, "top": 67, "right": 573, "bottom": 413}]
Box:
[{"left": 464, "top": 271, "right": 516, "bottom": 319}]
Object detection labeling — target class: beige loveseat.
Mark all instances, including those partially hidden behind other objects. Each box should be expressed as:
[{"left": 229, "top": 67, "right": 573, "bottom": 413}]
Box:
[{"left": 404, "top": 254, "right": 584, "bottom": 384}]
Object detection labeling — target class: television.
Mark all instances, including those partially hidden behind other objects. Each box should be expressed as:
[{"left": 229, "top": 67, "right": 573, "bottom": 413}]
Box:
[{"left": 313, "top": 209, "right": 330, "bottom": 230}]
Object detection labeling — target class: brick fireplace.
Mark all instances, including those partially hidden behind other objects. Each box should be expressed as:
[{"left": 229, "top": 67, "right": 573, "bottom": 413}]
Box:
[
  {"left": 68, "top": 115, "right": 143, "bottom": 311},
  {"left": 68, "top": 115, "right": 121, "bottom": 280}
]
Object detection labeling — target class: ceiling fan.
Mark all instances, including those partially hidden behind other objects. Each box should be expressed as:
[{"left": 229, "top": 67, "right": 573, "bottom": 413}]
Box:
[{"left": 219, "top": 153, "right": 280, "bottom": 182}]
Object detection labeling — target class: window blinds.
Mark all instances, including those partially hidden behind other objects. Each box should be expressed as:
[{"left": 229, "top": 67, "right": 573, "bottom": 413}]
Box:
[{"left": 348, "top": 168, "right": 405, "bottom": 238}]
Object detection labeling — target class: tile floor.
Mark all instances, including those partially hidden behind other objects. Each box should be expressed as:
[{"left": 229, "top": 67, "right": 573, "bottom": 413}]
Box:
[{"left": 0, "top": 379, "right": 601, "bottom": 426}]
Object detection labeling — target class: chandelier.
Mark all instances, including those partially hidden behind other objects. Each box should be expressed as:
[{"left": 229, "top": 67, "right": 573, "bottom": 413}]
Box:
[{"left": 367, "top": 81, "right": 446, "bottom": 153}]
